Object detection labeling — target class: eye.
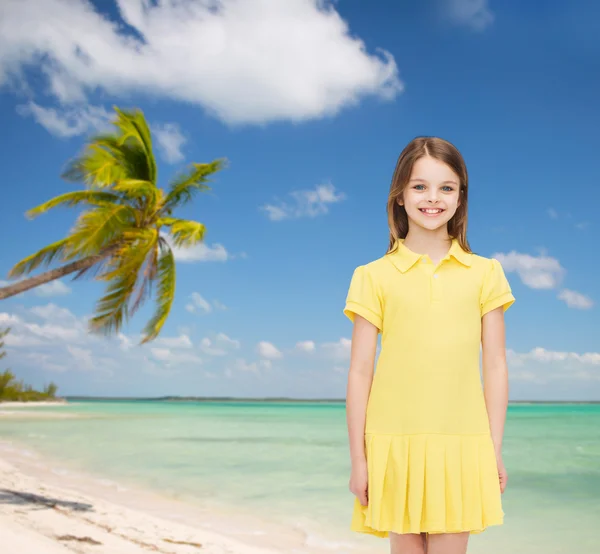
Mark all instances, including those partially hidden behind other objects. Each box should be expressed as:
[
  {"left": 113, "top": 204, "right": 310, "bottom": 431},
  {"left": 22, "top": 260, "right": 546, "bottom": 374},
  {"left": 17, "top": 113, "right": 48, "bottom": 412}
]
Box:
[
  {"left": 413, "top": 184, "right": 425, "bottom": 190},
  {"left": 442, "top": 186, "right": 454, "bottom": 192}
]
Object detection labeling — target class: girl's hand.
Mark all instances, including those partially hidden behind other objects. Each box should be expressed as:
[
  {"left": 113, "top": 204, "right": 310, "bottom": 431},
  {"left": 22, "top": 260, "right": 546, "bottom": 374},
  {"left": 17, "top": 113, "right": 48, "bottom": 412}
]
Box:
[
  {"left": 349, "top": 458, "right": 369, "bottom": 506},
  {"left": 496, "top": 453, "right": 508, "bottom": 493}
]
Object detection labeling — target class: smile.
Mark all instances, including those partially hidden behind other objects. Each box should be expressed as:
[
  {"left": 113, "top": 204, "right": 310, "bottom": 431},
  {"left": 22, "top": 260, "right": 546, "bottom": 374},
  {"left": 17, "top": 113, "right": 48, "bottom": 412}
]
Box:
[{"left": 419, "top": 208, "right": 445, "bottom": 216}]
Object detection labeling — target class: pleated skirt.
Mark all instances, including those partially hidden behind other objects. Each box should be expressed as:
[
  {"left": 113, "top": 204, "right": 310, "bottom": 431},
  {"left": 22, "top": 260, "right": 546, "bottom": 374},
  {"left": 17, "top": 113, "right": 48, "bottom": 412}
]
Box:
[{"left": 351, "top": 432, "right": 504, "bottom": 536}]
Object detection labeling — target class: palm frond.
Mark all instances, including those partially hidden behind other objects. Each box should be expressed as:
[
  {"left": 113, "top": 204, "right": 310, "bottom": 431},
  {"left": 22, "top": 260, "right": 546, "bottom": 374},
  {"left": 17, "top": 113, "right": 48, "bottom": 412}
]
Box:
[
  {"left": 87, "top": 272, "right": 137, "bottom": 337},
  {"left": 87, "top": 230, "right": 157, "bottom": 336},
  {"left": 25, "top": 190, "right": 122, "bottom": 220},
  {"left": 129, "top": 245, "right": 159, "bottom": 317},
  {"left": 158, "top": 217, "right": 206, "bottom": 248},
  {"left": 98, "top": 229, "right": 158, "bottom": 282},
  {"left": 62, "top": 106, "right": 157, "bottom": 190},
  {"left": 62, "top": 138, "right": 129, "bottom": 187},
  {"left": 112, "top": 107, "right": 157, "bottom": 184},
  {"left": 161, "top": 159, "right": 225, "bottom": 213},
  {"left": 66, "top": 204, "right": 138, "bottom": 259},
  {"left": 0, "top": 326, "right": 10, "bottom": 360},
  {"left": 7, "top": 238, "right": 72, "bottom": 278},
  {"left": 62, "top": 135, "right": 154, "bottom": 189},
  {"left": 112, "top": 179, "right": 157, "bottom": 202},
  {"left": 112, "top": 179, "right": 159, "bottom": 221},
  {"left": 140, "top": 239, "right": 176, "bottom": 344}
]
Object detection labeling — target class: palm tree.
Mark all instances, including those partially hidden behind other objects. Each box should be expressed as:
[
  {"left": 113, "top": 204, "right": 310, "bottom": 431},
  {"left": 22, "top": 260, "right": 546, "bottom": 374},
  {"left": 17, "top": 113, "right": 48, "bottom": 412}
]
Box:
[
  {"left": 0, "top": 107, "right": 225, "bottom": 344},
  {"left": 0, "top": 327, "right": 9, "bottom": 363}
]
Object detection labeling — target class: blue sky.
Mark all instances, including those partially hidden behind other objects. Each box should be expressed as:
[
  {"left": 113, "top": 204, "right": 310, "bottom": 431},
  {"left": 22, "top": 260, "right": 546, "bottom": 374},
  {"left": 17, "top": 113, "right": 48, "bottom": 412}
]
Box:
[{"left": 0, "top": 0, "right": 598, "bottom": 400}]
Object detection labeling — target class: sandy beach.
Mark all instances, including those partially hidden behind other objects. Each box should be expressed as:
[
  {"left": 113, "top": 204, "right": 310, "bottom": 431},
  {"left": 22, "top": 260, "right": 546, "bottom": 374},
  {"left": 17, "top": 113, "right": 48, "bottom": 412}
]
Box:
[
  {"left": 0, "top": 452, "right": 284, "bottom": 554},
  {"left": 0, "top": 402, "right": 335, "bottom": 554},
  {"left": 0, "top": 401, "right": 69, "bottom": 407}
]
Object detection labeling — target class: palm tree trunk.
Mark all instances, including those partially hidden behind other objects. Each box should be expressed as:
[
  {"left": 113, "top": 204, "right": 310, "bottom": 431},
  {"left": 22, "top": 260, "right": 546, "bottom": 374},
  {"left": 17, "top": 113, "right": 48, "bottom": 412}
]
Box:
[{"left": 0, "top": 246, "right": 119, "bottom": 301}]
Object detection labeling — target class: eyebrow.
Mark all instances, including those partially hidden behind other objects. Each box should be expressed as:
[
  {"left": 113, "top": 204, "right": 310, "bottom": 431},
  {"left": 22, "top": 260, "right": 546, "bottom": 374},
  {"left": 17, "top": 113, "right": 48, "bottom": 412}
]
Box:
[{"left": 409, "top": 178, "right": 458, "bottom": 185}]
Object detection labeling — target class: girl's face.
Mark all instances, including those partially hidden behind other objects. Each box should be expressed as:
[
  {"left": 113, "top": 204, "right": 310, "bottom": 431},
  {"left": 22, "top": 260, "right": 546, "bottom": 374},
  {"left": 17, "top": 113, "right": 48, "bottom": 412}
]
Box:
[{"left": 398, "top": 155, "right": 461, "bottom": 232}]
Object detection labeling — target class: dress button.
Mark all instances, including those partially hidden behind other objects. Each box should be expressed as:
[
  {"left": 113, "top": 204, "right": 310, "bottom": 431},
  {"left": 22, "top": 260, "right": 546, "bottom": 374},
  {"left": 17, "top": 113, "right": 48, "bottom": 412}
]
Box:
[{"left": 433, "top": 274, "right": 438, "bottom": 278}]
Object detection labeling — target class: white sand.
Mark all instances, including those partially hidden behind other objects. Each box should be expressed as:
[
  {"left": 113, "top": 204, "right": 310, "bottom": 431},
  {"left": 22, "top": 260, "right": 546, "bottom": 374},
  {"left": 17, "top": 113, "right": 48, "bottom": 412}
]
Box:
[
  {"left": 0, "top": 400, "right": 68, "bottom": 407},
  {"left": 0, "top": 405, "right": 350, "bottom": 554},
  {"left": 0, "top": 454, "right": 283, "bottom": 553},
  {"left": 0, "top": 400, "right": 81, "bottom": 418}
]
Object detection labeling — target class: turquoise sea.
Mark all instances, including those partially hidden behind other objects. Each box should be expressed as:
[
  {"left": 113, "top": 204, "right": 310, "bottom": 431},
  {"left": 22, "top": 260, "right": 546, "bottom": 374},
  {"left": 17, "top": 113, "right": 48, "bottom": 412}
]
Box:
[{"left": 0, "top": 400, "right": 598, "bottom": 553}]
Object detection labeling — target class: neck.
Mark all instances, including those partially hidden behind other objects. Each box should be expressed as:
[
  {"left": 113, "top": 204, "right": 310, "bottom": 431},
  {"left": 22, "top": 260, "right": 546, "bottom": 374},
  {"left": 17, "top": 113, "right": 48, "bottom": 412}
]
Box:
[{"left": 402, "top": 228, "right": 452, "bottom": 258}]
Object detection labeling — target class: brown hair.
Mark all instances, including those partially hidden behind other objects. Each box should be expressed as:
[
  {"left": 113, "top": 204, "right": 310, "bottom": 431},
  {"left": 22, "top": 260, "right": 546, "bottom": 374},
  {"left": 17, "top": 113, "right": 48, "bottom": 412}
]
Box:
[{"left": 386, "top": 136, "right": 471, "bottom": 254}]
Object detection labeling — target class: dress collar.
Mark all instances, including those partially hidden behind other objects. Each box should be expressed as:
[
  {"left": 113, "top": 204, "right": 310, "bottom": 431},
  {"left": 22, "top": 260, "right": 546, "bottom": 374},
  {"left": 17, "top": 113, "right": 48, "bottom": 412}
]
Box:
[{"left": 387, "top": 237, "right": 473, "bottom": 273}]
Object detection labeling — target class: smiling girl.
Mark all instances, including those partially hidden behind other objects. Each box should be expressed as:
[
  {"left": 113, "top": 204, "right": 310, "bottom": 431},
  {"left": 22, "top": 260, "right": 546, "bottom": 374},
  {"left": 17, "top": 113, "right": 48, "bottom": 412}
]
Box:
[{"left": 344, "top": 137, "right": 515, "bottom": 554}]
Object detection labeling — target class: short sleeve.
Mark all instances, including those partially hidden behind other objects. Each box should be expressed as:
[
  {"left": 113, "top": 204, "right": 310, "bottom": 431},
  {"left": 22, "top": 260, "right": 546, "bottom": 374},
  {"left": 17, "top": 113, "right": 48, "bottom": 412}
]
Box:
[
  {"left": 480, "top": 258, "right": 515, "bottom": 316},
  {"left": 343, "top": 265, "right": 383, "bottom": 331}
]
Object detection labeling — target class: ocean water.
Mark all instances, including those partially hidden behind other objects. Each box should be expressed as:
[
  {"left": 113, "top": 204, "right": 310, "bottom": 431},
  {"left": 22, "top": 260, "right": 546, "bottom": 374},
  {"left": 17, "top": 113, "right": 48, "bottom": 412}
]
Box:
[{"left": 0, "top": 400, "right": 598, "bottom": 553}]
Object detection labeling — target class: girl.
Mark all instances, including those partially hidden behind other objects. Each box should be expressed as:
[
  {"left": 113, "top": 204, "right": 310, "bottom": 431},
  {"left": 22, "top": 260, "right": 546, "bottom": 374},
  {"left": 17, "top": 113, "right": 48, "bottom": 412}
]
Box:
[{"left": 344, "top": 137, "right": 514, "bottom": 554}]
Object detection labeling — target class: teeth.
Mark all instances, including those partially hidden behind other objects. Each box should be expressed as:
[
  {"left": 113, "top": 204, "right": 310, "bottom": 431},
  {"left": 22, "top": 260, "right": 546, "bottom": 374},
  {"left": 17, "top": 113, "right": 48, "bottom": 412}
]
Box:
[{"left": 421, "top": 209, "right": 443, "bottom": 214}]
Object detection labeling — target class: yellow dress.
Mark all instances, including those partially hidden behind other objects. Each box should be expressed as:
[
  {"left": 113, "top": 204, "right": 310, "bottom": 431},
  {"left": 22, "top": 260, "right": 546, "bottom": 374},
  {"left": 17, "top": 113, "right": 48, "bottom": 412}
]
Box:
[{"left": 344, "top": 237, "right": 515, "bottom": 536}]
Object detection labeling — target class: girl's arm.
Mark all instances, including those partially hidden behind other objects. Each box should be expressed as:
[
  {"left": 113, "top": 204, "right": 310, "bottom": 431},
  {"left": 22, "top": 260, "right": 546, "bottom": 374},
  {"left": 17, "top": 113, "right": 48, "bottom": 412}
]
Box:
[
  {"left": 481, "top": 306, "right": 509, "bottom": 457},
  {"left": 346, "top": 315, "right": 379, "bottom": 501}
]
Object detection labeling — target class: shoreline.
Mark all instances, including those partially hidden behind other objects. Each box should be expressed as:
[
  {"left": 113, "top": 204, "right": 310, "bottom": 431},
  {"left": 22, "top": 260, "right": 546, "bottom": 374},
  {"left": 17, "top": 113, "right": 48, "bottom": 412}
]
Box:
[
  {"left": 63, "top": 397, "right": 600, "bottom": 403},
  {"left": 0, "top": 399, "right": 68, "bottom": 407},
  {"left": 0, "top": 402, "right": 375, "bottom": 554},
  {"left": 2, "top": 398, "right": 597, "bottom": 405},
  {"left": 0, "top": 441, "right": 307, "bottom": 553}
]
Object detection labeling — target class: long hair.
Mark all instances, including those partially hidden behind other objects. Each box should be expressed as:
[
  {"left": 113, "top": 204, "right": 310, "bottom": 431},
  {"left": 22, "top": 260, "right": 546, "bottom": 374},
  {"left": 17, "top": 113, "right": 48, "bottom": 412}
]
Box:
[{"left": 386, "top": 136, "right": 471, "bottom": 254}]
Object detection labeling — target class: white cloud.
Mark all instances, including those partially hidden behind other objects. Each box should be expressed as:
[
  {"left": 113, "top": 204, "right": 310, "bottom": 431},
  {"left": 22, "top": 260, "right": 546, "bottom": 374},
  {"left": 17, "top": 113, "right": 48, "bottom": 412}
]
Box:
[
  {"left": 528, "top": 348, "right": 570, "bottom": 363},
  {"left": 226, "top": 357, "right": 271, "bottom": 374},
  {"left": 30, "top": 303, "right": 76, "bottom": 321},
  {"left": 528, "top": 347, "right": 600, "bottom": 366},
  {"left": 151, "top": 347, "right": 202, "bottom": 365},
  {"left": 118, "top": 332, "right": 133, "bottom": 351},
  {"left": 507, "top": 347, "right": 600, "bottom": 383},
  {"left": 446, "top": 0, "right": 494, "bottom": 32},
  {"left": 200, "top": 333, "right": 241, "bottom": 356},
  {"left": 23, "top": 322, "right": 80, "bottom": 341},
  {"left": 261, "top": 183, "right": 345, "bottom": 221},
  {"left": 493, "top": 251, "right": 565, "bottom": 290},
  {"left": 156, "top": 334, "right": 193, "bottom": 348},
  {"left": 295, "top": 340, "right": 316, "bottom": 353},
  {"left": 216, "top": 333, "right": 240, "bottom": 349},
  {"left": 1, "top": 0, "right": 401, "bottom": 126},
  {"left": 321, "top": 337, "right": 351, "bottom": 360},
  {"left": 25, "top": 352, "right": 67, "bottom": 373},
  {"left": 4, "top": 333, "right": 44, "bottom": 347},
  {"left": 0, "top": 313, "right": 21, "bottom": 325},
  {"left": 185, "top": 292, "right": 212, "bottom": 314},
  {"left": 34, "top": 280, "right": 72, "bottom": 297},
  {"left": 1, "top": 308, "right": 84, "bottom": 347},
  {"left": 200, "top": 338, "right": 225, "bottom": 356},
  {"left": 67, "top": 345, "right": 94, "bottom": 371},
  {"left": 557, "top": 289, "right": 594, "bottom": 310},
  {"left": 257, "top": 341, "right": 283, "bottom": 360},
  {"left": 171, "top": 242, "right": 230, "bottom": 263},
  {"left": 152, "top": 122, "right": 186, "bottom": 163},
  {"left": 547, "top": 208, "right": 558, "bottom": 219},
  {"left": 16, "top": 102, "right": 112, "bottom": 138},
  {"left": 231, "top": 358, "right": 259, "bottom": 373},
  {"left": 173, "top": 352, "right": 203, "bottom": 365},
  {"left": 151, "top": 348, "right": 171, "bottom": 361}
]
